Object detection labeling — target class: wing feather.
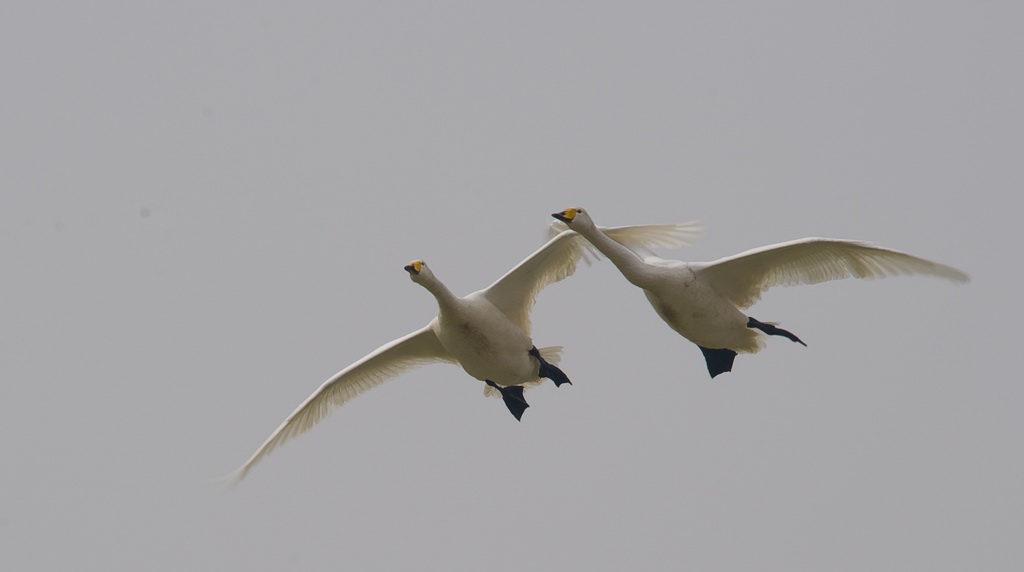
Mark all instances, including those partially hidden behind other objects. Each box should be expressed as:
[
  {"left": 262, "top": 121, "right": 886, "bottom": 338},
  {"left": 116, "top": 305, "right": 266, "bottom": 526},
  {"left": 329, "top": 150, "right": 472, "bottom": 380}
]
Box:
[
  {"left": 548, "top": 219, "right": 704, "bottom": 257},
  {"left": 225, "top": 325, "right": 453, "bottom": 483},
  {"left": 695, "top": 238, "right": 970, "bottom": 308},
  {"left": 602, "top": 221, "right": 704, "bottom": 257},
  {"left": 481, "top": 231, "right": 592, "bottom": 334},
  {"left": 485, "top": 222, "right": 704, "bottom": 334}
]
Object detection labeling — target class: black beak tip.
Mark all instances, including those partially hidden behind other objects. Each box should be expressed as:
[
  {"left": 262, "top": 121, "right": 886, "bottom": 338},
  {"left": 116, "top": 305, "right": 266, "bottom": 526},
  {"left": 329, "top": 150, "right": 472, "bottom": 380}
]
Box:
[
  {"left": 551, "top": 212, "right": 570, "bottom": 223},
  {"left": 404, "top": 265, "right": 417, "bottom": 274}
]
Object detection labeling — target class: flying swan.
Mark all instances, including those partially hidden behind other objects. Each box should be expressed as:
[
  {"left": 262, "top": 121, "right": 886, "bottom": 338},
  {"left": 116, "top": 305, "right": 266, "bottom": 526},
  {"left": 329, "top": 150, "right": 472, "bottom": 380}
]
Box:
[
  {"left": 226, "top": 221, "right": 702, "bottom": 482},
  {"left": 552, "top": 207, "right": 969, "bottom": 378}
]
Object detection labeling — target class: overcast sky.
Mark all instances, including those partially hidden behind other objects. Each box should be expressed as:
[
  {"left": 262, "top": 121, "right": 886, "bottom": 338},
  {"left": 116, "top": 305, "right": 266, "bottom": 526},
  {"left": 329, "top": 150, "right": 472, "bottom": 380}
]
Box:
[{"left": 2, "top": 2, "right": 1020, "bottom": 570}]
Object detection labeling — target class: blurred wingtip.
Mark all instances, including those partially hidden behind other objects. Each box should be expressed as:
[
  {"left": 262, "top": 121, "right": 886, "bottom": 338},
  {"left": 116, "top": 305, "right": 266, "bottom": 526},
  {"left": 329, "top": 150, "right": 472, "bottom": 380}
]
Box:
[{"left": 210, "top": 465, "right": 247, "bottom": 492}]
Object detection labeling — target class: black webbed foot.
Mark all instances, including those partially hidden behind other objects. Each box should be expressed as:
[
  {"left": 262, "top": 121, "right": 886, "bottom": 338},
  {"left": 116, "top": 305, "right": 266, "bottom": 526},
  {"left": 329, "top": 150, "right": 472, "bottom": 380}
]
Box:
[
  {"left": 529, "top": 346, "right": 572, "bottom": 387},
  {"left": 485, "top": 380, "right": 530, "bottom": 421},
  {"left": 747, "top": 317, "right": 807, "bottom": 346},
  {"left": 698, "top": 346, "right": 738, "bottom": 378}
]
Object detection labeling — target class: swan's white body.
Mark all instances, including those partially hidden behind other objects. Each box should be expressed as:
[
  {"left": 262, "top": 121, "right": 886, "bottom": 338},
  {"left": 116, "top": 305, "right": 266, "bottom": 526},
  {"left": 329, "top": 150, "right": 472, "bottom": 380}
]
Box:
[
  {"left": 426, "top": 285, "right": 537, "bottom": 386},
  {"left": 636, "top": 257, "right": 763, "bottom": 352},
  {"left": 226, "top": 221, "right": 702, "bottom": 482},
  {"left": 553, "top": 208, "right": 970, "bottom": 365}
]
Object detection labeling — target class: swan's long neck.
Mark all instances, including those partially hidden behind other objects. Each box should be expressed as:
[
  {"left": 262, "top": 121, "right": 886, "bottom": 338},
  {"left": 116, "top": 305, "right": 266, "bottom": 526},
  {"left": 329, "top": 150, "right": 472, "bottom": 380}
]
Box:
[
  {"left": 419, "top": 276, "right": 461, "bottom": 313},
  {"left": 576, "top": 225, "right": 651, "bottom": 287}
]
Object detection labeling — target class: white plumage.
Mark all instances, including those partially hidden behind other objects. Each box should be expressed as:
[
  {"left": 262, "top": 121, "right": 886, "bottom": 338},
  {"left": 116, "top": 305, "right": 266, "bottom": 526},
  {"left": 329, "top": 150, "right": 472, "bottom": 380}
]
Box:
[
  {"left": 553, "top": 207, "right": 969, "bottom": 376},
  {"left": 225, "top": 221, "right": 700, "bottom": 483}
]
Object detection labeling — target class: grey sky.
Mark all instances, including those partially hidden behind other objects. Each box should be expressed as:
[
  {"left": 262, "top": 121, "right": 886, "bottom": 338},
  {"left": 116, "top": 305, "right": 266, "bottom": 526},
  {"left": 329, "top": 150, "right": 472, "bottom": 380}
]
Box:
[{"left": 2, "top": 2, "right": 1020, "bottom": 570}]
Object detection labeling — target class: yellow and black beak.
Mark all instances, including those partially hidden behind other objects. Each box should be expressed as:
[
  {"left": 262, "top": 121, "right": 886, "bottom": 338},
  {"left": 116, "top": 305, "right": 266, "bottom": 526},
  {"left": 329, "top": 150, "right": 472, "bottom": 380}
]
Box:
[
  {"left": 404, "top": 260, "right": 423, "bottom": 275},
  {"left": 551, "top": 208, "right": 578, "bottom": 223}
]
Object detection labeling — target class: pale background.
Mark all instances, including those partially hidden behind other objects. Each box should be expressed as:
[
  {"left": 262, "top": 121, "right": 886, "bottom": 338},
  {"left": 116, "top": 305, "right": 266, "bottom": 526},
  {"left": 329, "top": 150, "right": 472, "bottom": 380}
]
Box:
[{"left": 2, "top": 2, "right": 1020, "bottom": 570}]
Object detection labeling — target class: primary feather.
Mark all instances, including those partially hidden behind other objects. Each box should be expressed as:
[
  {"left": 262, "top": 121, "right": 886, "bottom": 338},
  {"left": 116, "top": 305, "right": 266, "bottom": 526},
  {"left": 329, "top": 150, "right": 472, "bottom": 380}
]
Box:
[{"left": 694, "top": 238, "right": 970, "bottom": 308}]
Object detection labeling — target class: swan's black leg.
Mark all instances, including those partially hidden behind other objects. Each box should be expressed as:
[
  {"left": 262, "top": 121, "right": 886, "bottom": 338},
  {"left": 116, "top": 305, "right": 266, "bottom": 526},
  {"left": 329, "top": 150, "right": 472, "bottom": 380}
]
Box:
[
  {"left": 529, "top": 346, "right": 572, "bottom": 387},
  {"left": 698, "top": 346, "right": 738, "bottom": 378},
  {"left": 485, "top": 380, "right": 530, "bottom": 421},
  {"left": 747, "top": 317, "right": 807, "bottom": 346}
]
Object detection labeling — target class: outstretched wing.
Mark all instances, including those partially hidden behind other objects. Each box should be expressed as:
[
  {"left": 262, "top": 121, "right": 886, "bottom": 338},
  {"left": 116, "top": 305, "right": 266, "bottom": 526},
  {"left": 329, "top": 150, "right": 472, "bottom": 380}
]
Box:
[
  {"left": 694, "top": 238, "right": 970, "bottom": 309},
  {"left": 225, "top": 324, "right": 454, "bottom": 483},
  {"left": 485, "top": 222, "right": 704, "bottom": 334},
  {"left": 481, "top": 230, "right": 593, "bottom": 334},
  {"left": 602, "top": 221, "right": 704, "bottom": 258},
  {"left": 548, "top": 219, "right": 704, "bottom": 258}
]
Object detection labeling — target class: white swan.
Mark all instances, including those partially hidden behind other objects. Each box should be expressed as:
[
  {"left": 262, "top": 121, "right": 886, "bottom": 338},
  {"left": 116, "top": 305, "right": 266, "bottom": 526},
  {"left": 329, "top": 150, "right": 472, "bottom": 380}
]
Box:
[
  {"left": 226, "top": 221, "right": 702, "bottom": 482},
  {"left": 552, "top": 207, "right": 970, "bottom": 378}
]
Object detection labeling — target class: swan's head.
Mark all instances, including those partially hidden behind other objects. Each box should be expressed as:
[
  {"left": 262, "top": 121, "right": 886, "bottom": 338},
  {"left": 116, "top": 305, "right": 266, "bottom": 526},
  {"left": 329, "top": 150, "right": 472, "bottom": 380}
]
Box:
[
  {"left": 405, "top": 259, "right": 424, "bottom": 276},
  {"left": 404, "top": 259, "right": 433, "bottom": 283},
  {"left": 552, "top": 207, "right": 594, "bottom": 229}
]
